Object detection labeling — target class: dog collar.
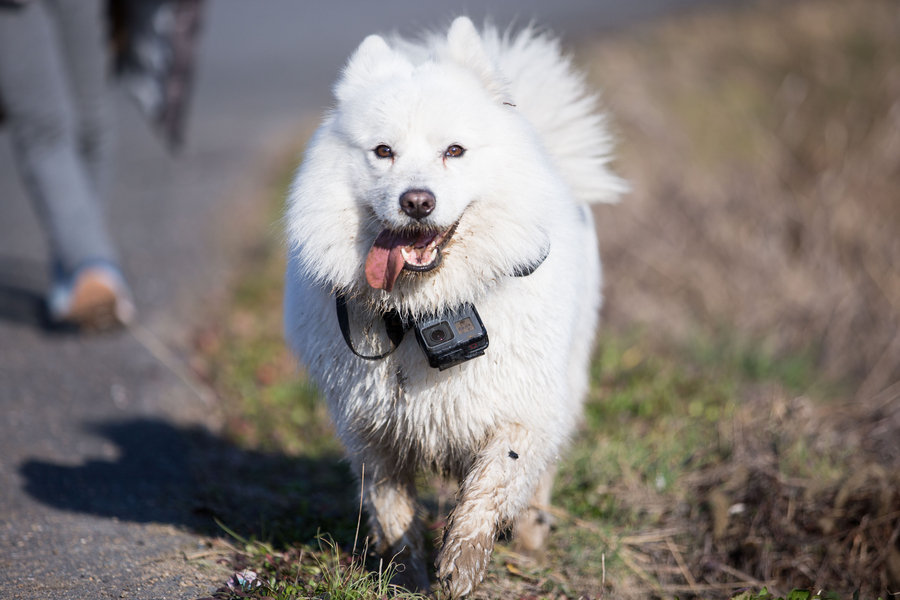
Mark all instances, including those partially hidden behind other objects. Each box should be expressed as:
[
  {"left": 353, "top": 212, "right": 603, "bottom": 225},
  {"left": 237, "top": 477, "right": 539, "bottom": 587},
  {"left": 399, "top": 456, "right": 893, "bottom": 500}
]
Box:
[
  {"left": 335, "top": 293, "right": 408, "bottom": 361},
  {"left": 512, "top": 244, "right": 550, "bottom": 277},
  {"left": 335, "top": 245, "right": 549, "bottom": 361}
]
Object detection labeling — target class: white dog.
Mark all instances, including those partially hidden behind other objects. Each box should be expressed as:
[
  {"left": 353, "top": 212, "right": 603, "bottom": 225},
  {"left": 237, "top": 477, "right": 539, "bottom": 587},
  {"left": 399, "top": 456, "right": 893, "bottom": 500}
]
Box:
[{"left": 284, "top": 17, "right": 622, "bottom": 597}]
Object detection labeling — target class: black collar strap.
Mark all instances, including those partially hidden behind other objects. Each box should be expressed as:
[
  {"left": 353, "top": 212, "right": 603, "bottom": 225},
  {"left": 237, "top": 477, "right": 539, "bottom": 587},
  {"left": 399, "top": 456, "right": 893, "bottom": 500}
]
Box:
[
  {"left": 335, "top": 244, "right": 549, "bottom": 360},
  {"left": 335, "top": 294, "right": 409, "bottom": 361},
  {"left": 512, "top": 244, "right": 550, "bottom": 277}
]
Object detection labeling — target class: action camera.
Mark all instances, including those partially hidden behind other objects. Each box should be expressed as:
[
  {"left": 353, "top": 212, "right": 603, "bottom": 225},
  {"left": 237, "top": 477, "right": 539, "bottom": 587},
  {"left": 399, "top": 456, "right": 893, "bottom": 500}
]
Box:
[{"left": 413, "top": 304, "right": 489, "bottom": 370}]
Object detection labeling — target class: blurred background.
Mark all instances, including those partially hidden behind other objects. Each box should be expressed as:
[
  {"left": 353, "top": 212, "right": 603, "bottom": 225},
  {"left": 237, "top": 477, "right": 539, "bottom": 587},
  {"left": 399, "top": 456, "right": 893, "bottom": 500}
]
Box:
[
  {"left": 593, "top": 0, "right": 900, "bottom": 402},
  {"left": 1, "top": 1, "right": 897, "bottom": 599}
]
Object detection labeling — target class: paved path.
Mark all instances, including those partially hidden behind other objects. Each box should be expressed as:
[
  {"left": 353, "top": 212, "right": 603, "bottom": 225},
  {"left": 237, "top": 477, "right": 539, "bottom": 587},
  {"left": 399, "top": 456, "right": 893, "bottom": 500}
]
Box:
[{"left": 0, "top": 2, "right": 721, "bottom": 598}]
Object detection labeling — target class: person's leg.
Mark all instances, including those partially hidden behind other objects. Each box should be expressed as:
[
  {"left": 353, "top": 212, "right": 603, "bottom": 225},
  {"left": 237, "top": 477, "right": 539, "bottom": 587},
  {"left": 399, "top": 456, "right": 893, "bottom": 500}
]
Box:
[
  {"left": 0, "top": 1, "right": 131, "bottom": 326},
  {"left": 0, "top": 0, "right": 117, "bottom": 274},
  {"left": 46, "top": 0, "right": 114, "bottom": 201}
]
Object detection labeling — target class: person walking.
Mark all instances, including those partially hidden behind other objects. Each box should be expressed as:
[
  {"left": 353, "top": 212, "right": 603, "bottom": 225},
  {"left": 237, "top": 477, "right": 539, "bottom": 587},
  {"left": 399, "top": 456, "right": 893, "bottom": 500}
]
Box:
[{"left": 0, "top": 0, "right": 134, "bottom": 329}]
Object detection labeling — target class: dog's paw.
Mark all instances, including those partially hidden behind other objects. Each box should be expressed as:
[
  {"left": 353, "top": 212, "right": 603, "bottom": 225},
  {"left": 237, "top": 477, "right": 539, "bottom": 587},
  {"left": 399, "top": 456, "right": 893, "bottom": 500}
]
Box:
[
  {"left": 513, "top": 506, "right": 554, "bottom": 556},
  {"left": 435, "top": 528, "right": 493, "bottom": 598}
]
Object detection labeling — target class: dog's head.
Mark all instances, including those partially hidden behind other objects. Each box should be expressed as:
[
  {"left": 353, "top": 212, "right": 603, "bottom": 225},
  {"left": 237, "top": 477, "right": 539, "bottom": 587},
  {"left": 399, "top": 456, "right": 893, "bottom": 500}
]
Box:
[{"left": 287, "top": 17, "right": 561, "bottom": 314}]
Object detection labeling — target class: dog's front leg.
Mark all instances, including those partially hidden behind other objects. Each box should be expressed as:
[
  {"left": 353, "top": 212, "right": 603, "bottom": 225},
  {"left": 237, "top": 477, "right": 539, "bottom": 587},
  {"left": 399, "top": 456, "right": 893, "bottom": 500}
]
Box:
[
  {"left": 436, "top": 424, "right": 554, "bottom": 597},
  {"left": 351, "top": 453, "right": 429, "bottom": 593}
]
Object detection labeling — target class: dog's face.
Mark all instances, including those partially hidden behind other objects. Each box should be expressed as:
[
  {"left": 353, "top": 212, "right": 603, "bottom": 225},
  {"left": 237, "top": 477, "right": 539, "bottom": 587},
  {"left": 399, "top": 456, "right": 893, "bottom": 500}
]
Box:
[
  {"left": 333, "top": 26, "right": 543, "bottom": 295},
  {"left": 334, "top": 56, "right": 507, "bottom": 291},
  {"left": 287, "top": 18, "right": 559, "bottom": 310},
  {"left": 338, "top": 60, "right": 495, "bottom": 230}
]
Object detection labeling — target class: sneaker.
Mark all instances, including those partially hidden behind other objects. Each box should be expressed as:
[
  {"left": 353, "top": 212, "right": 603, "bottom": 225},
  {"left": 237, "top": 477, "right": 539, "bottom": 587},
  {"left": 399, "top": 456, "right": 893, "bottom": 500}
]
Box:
[{"left": 48, "top": 263, "right": 136, "bottom": 330}]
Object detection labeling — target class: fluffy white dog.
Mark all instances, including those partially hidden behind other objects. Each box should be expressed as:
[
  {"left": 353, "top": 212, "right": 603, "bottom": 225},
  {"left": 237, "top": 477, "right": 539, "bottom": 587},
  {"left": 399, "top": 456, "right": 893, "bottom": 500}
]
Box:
[{"left": 283, "top": 17, "right": 623, "bottom": 597}]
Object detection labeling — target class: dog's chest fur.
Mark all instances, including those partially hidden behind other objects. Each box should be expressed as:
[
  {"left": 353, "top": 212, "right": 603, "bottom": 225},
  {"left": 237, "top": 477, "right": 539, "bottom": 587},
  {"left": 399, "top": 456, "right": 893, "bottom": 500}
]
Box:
[{"left": 318, "top": 276, "right": 573, "bottom": 474}]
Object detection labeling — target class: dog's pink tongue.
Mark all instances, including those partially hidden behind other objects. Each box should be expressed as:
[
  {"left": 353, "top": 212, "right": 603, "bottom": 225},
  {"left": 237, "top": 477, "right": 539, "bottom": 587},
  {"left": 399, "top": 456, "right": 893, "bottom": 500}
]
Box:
[{"left": 365, "top": 230, "right": 414, "bottom": 292}]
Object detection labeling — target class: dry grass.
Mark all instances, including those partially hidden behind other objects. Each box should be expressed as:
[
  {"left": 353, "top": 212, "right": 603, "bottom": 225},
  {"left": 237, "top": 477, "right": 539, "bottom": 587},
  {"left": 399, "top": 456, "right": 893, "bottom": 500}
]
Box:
[
  {"left": 577, "top": 0, "right": 900, "bottom": 596},
  {"left": 587, "top": 0, "right": 900, "bottom": 401}
]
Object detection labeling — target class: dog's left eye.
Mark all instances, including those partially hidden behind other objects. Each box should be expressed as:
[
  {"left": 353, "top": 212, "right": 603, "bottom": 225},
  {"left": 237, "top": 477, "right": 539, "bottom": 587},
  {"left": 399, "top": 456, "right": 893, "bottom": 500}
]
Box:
[
  {"left": 374, "top": 145, "right": 393, "bottom": 159},
  {"left": 444, "top": 144, "right": 466, "bottom": 158}
]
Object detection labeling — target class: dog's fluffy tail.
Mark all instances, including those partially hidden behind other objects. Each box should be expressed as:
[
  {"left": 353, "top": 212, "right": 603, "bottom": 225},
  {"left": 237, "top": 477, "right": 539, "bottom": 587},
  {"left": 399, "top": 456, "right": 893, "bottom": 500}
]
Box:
[{"left": 482, "top": 25, "right": 627, "bottom": 205}]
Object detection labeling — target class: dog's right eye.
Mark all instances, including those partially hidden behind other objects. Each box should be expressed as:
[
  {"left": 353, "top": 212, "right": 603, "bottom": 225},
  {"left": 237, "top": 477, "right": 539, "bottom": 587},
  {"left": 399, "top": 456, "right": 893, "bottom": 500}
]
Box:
[{"left": 373, "top": 145, "right": 393, "bottom": 159}]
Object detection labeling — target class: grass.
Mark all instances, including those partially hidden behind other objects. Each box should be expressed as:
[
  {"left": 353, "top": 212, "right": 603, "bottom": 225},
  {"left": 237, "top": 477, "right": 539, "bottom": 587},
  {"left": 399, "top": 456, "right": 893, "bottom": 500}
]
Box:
[
  {"left": 196, "top": 251, "right": 878, "bottom": 599},
  {"left": 585, "top": 0, "right": 900, "bottom": 397},
  {"left": 192, "top": 208, "right": 873, "bottom": 598},
  {"left": 201, "top": 530, "right": 426, "bottom": 600},
  {"left": 192, "top": 1, "right": 899, "bottom": 598}
]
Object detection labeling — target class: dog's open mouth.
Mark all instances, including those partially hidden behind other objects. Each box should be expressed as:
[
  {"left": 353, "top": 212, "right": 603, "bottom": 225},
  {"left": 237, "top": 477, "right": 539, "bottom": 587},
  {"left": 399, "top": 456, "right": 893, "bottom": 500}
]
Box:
[{"left": 364, "top": 223, "right": 457, "bottom": 291}]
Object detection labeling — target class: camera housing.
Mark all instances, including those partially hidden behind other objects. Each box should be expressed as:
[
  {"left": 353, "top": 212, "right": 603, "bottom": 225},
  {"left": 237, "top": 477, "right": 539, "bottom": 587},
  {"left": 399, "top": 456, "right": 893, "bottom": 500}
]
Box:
[{"left": 413, "top": 304, "right": 489, "bottom": 370}]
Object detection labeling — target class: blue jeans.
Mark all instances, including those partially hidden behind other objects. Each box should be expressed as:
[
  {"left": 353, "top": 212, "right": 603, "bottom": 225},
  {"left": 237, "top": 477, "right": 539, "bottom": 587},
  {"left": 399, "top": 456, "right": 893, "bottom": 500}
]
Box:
[{"left": 0, "top": 0, "right": 118, "bottom": 277}]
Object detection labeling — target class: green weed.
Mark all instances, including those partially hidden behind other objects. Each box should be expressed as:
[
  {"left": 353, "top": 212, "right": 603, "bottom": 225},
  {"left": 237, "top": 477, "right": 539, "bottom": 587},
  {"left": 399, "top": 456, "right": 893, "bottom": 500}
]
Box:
[{"left": 204, "top": 531, "right": 427, "bottom": 600}]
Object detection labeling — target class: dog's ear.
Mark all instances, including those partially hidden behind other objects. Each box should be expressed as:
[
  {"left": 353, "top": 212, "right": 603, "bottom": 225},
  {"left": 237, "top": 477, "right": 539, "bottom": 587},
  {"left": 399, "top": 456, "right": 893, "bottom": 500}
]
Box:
[
  {"left": 335, "top": 35, "right": 410, "bottom": 103},
  {"left": 444, "top": 17, "right": 512, "bottom": 104}
]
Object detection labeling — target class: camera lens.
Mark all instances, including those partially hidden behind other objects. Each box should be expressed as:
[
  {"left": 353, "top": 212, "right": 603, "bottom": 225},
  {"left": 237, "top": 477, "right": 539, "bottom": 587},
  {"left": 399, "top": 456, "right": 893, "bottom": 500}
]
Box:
[{"left": 422, "top": 322, "right": 452, "bottom": 347}]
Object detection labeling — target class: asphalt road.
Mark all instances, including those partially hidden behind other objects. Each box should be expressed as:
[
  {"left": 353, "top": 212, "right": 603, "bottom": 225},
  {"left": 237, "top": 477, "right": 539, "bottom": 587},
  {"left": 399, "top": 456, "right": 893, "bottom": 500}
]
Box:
[{"left": 0, "top": 2, "right": 725, "bottom": 598}]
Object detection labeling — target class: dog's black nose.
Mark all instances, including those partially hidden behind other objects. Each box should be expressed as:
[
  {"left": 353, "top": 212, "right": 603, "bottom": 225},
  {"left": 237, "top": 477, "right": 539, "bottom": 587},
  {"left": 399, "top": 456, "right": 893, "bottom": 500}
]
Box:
[{"left": 399, "top": 189, "right": 436, "bottom": 220}]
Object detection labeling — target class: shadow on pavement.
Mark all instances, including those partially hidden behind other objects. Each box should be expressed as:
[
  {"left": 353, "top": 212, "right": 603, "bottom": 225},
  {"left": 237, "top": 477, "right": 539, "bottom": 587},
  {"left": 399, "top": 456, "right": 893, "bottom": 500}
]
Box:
[
  {"left": 19, "top": 418, "right": 359, "bottom": 546},
  {"left": 0, "top": 256, "right": 50, "bottom": 329}
]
